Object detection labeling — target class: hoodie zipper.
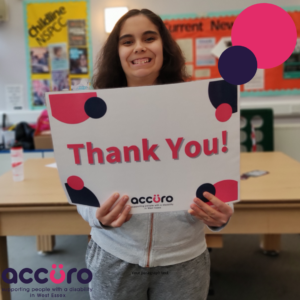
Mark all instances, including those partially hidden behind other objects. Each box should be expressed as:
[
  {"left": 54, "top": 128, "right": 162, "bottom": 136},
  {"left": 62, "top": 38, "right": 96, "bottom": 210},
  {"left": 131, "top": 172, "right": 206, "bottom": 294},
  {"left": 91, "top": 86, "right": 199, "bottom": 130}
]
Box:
[{"left": 146, "top": 213, "right": 154, "bottom": 267}]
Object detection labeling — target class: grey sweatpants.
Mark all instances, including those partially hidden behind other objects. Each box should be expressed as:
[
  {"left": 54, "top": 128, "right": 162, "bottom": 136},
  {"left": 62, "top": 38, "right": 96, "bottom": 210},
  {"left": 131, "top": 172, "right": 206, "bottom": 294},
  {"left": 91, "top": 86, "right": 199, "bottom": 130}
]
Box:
[{"left": 85, "top": 238, "right": 210, "bottom": 300}]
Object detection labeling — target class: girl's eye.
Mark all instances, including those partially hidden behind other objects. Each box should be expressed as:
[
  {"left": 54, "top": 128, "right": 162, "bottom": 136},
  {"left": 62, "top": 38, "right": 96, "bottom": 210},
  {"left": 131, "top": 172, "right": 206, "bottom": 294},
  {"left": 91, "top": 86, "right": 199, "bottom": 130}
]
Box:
[
  {"left": 123, "top": 40, "right": 132, "bottom": 45},
  {"left": 146, "top": 37, "right": 155, "bottom": 42}
]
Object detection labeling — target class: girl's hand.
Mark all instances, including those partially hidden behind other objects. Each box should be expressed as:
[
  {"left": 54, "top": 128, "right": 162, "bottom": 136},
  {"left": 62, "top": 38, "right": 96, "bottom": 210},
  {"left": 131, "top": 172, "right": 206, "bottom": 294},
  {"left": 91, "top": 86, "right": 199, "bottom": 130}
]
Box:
[
  {"left": 188, "top": 192, "right": 233, "bottom": 227},
  {"left": 96, "top": 193, "right": 132, "bottom": 228}
]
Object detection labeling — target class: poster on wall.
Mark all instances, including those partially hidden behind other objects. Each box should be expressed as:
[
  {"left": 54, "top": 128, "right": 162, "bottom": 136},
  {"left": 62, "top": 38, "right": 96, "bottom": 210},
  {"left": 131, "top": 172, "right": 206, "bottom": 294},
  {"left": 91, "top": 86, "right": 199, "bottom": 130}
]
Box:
[
  {"left": 68, "top": 19, "right": 87, "bottom": 46},
  {"left": 163, "top": 7, "right": 300, "bottom": 97},
  {"left": 23, "top": 0, "right": 92, "bottom": 109},
  {"left": 69, "top": 47, "right": 88, "bottom": 74},
  {"left": 284, "top": 38, "right": 300, "bottom": 79},
  {"left": 46, "top": 79, "right": 240, "bottom": 213},
  {"left": 30, "top": 47, "right": 49, "bottom": 74}
]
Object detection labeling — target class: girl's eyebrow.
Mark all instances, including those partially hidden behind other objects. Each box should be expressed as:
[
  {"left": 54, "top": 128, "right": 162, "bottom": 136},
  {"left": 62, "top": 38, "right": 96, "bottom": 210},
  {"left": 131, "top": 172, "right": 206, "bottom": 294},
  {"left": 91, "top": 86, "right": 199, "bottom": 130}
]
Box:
[{"left": 119, "top": 31, "right": 158, "bottom": 41}]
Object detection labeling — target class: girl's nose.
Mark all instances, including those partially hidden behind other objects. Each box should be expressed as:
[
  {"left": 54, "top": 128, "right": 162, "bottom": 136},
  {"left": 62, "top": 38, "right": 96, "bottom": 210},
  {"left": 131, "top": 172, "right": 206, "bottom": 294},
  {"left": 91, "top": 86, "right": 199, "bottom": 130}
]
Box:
[{"left": 134, "top": 43, "right": 146, "bottom": 54}]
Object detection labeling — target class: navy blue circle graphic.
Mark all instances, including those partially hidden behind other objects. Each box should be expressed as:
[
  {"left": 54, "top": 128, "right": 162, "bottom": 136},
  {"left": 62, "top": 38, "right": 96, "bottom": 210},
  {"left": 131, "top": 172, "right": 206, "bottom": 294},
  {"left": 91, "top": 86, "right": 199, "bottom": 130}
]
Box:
[
  {"left": 196, "top": 183, "right": 216, "bottom": 203},
  {"left": 218, "top": 45, "right": 257, "bottom": 85},
  {"left": 84, "top": 97, "right": 107, "bottom": 119}
]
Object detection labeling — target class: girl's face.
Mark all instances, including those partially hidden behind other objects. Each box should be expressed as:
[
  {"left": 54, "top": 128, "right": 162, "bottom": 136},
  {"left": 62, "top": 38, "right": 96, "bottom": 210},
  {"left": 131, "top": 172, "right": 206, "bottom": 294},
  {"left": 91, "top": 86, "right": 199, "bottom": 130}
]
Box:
[
  {"left": 118, "top": 15, "right": 163, "bottom": 87},
  {"left": 79, "top": 54, "right": 87, "bottom": 67}
]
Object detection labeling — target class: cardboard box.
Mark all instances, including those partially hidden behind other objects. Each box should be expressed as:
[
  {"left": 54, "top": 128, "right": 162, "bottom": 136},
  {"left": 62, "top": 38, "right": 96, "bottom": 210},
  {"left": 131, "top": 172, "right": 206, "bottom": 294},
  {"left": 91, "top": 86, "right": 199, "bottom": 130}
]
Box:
[{"left": 34, "top": 130, "right": 53, "bottom": 149}]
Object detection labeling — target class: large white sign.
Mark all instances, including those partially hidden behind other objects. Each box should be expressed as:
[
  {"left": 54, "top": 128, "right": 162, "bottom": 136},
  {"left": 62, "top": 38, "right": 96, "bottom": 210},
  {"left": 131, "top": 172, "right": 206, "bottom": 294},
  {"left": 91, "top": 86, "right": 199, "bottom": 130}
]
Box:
[{"left": 46, "top": 78, "right": 240, "bottom": 214}]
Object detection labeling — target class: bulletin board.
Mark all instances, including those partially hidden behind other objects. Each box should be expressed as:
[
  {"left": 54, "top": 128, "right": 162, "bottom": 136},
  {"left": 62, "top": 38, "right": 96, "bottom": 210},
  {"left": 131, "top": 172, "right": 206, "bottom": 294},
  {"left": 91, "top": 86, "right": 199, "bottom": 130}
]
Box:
[
  {"left": 23, "top": 0, "right": 93, "bottom": 109},
  {"left": 162, "top": 7, "right": 300, "bottom": 97}
]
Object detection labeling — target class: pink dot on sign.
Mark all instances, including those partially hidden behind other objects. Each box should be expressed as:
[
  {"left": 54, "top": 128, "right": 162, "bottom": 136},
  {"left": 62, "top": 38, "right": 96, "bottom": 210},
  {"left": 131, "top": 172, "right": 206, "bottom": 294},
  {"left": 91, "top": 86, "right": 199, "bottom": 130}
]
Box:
[
  {"left": 222, "top": 146, "right": 228, "bottom": 153},
  {"left": 67, "top": 176, "right": 84, "bottom": 190},
  {"left": 52, "top": 264, "right": 56, "bottom": 269},
  {"left": 215, "top": 103, "right": 232, "bottom": 122},
  {"left": 231, "top": 4, "right": 297, "bottom": 69},
  {"left": 59, "top": 264, "right": 63, "bottom": 269}
]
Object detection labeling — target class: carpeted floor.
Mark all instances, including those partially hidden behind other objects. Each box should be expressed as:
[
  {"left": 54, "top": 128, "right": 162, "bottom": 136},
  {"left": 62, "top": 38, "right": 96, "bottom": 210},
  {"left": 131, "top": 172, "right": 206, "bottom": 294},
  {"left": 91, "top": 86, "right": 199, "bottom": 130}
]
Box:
[
  {"left": 6, "top": 235, "right": 90, "bottom": 300},
  {"left": 208, "top": 234, "right": 300, "bottom": 300},
  {"left": 5, "top": 234, "right": 300, "bottom": 300}
]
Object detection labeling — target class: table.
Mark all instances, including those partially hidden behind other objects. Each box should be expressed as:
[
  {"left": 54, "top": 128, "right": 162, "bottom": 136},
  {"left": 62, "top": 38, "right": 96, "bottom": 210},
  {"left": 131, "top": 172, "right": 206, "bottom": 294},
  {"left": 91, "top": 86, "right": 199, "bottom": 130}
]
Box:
[
  {"left": 0, "top": 149, "right": 53, "bottom": 158},
  {"left": 1, "top": 152, "right": 300, "bottom": 300},
  {"left": 208, "top": 151, "right": 300, "bottom": 250}
]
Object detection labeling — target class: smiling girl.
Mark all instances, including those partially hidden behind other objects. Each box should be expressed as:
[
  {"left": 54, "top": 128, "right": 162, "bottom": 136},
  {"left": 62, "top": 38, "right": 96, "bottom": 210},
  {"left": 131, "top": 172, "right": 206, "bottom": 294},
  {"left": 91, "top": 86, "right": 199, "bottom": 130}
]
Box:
[{"left": 77, "top": 9, "right": 232, "bottom": 300}]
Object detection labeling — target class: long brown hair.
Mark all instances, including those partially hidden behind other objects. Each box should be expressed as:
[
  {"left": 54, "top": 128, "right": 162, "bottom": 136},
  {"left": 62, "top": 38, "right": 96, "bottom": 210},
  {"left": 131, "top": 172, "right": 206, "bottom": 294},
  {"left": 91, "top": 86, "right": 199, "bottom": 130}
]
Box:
[{"left": 93, "top": 9, "right": 188, "bottom": 89}]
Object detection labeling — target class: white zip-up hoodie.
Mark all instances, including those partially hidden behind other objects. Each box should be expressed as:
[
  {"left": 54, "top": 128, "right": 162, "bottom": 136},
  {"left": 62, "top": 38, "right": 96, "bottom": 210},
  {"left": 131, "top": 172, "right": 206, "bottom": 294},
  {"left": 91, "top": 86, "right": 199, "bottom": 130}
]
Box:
[{"left": 77, "top": 205, "right": 226, "bottom": 267}]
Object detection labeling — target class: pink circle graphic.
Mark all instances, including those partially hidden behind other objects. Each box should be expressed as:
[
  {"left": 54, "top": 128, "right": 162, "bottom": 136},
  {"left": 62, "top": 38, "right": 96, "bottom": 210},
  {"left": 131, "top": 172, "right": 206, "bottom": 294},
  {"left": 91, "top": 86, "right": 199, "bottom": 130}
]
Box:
[
  {"left": 215, "top": 103, "right": 232, "bottom": 122},
  {"left": 67, "top": 176, "right": 84, "bottom": 190},
  {"left": 231, "top": 4, "right": 297, "bottom": 69},
  {"left": 59, "top": 264, "right": 63, "bottom": 269},
  {"left": 52, "top": 264, "right": 56, "bottom": 269}
]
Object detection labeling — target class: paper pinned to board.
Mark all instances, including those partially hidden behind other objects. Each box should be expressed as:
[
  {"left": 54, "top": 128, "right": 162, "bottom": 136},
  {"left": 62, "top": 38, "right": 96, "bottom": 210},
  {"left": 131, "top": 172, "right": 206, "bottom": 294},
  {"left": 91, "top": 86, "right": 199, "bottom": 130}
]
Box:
[
  {"left": 244, "top": 69, "right": 264, "bottom": 90},
  {"left": 211, "top": 37, "right": 232, "bottom": 59},
  {"left": 46, "top": 163, "right": 57, "bottom": 168},
  {"left": 196, "top": 38, "right": 216, "bottom": 66},
  {"left": 5, "top": 85, "right": 25, "bottom": 110},
  {"left": 176, "top": 38, "right": 193, "bottom": 63}
]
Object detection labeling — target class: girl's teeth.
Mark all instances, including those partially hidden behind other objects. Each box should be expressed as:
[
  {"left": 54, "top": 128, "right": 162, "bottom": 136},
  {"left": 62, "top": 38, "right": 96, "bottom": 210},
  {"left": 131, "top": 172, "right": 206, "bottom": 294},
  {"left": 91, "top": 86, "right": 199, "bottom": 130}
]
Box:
[{"left": 134, "top": 59, "right": 149, "bottom": 64}]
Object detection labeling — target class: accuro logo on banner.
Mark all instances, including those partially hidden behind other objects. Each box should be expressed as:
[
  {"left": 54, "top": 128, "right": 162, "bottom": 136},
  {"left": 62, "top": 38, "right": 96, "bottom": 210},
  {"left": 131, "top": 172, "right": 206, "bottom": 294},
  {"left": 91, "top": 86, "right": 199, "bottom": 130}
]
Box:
[
  {"left": 131, "top": 195, "right": 174, "bottom": 204},
  {"left": 1, "top": 264, "right": 92, "bottom": 285}
]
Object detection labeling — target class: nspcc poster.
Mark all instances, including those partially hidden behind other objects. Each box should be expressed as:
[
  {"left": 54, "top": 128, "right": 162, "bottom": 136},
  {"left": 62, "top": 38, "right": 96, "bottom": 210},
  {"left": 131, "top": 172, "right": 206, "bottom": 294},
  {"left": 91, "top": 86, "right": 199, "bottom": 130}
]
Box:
[{"left": 23, "top": 0, "right": 92, "bottom": 109}]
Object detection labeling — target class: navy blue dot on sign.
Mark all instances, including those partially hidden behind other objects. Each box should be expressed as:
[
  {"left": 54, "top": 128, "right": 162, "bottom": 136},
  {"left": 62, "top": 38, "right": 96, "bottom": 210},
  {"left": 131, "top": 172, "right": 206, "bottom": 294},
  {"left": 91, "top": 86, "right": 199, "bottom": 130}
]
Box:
[
  {"left": 196, "top": 183, "right": 216, "bottom": 203},
  {"left": 218, "top": 45, "right": 257, "bottom": 85},
  {"left": 65, "top": 184, "right": 100, "bottom": 207},
  {"left": 208, "top": 80, "right": 237, "bottom": 113},
  {"left": 84, "top": 97, "right": 107, "bottom": 119}
]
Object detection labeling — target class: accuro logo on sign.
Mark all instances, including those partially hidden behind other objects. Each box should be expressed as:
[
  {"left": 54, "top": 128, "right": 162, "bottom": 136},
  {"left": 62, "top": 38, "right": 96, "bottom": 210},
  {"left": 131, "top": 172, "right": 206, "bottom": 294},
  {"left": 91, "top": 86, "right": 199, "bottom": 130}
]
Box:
[{"left": 131, "top": 195, "right": 173, "bottom": 204}]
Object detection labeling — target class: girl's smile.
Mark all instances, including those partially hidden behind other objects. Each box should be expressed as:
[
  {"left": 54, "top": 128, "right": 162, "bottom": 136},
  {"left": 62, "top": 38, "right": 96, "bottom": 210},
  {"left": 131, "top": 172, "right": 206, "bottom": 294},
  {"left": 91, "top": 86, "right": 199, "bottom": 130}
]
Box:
[
  {"left": 131, "top": 57, "right": 152, "bottom": 65},
  {"left": 118, "top": 15, "right": 163, "bottom": 87}
]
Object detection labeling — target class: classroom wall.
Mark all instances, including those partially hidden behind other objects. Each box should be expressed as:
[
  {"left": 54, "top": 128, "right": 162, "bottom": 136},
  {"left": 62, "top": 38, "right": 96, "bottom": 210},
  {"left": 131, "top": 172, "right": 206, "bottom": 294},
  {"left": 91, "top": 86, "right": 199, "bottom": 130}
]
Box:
[
  {"left": 1, "top": 0, "right": 300, "bottom": 111},
  {"left": 274, "top": 124, "right": 300, "bottom": 162}
]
